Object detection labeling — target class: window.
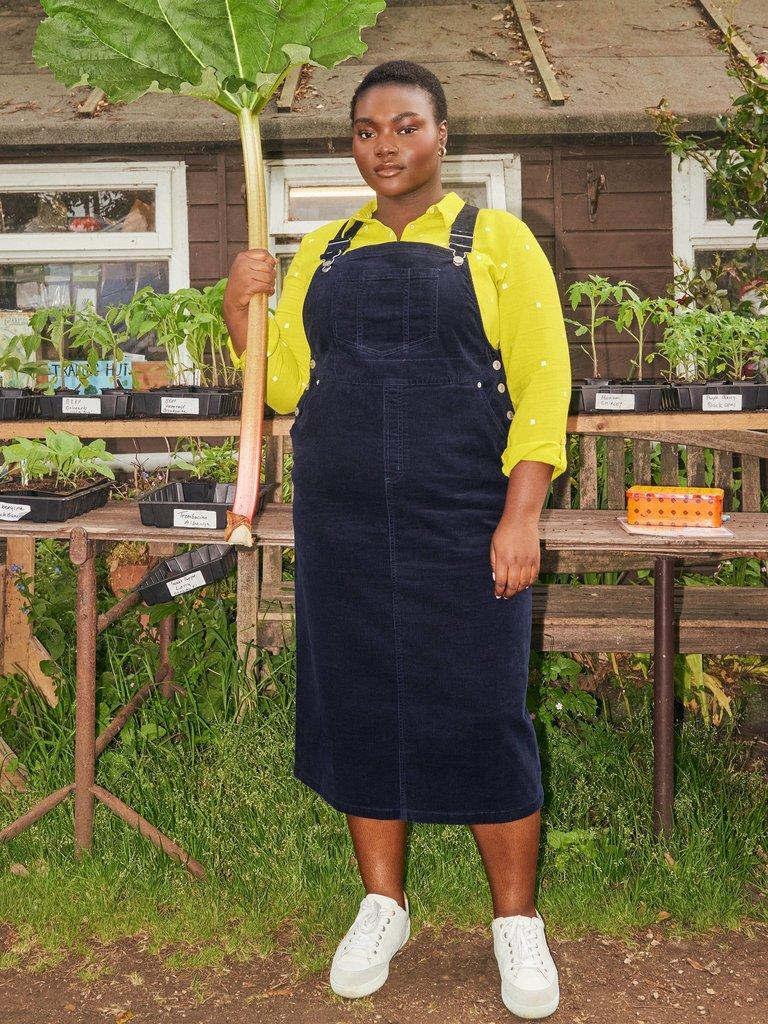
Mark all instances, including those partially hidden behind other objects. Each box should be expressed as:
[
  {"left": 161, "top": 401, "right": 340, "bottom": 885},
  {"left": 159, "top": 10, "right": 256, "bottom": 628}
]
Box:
[
  {"left": 266, "top": 155, "right": 521, "bottom": 297},
  {"left": 0, "top": 161, "right": 189, "bottom": 353},
  {"left": 671, "top": 155, "right": 768, "bottom": 315}
]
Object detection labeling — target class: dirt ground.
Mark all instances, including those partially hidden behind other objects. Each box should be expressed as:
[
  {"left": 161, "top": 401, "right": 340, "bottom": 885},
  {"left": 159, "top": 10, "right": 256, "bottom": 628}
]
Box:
[{"left": 1, "top": 920, "right": 765, "bottom": 1024}]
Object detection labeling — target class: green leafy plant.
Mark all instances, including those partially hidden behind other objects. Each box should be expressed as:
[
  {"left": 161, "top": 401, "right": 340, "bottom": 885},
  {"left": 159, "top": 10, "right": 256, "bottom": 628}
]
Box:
[
  {"left": 67, "top": 300, "right": 129, "bottom": 391},
  {"left": 0, "top": 333, "right": 39, "bottom": 389},
  {"left": 120, "top": 287, "right": 188, "bottom": 386},
  {"left": 564, "top": 275, "right": 637, "bottom": 378},
  {"left": 649, "top": 306, "right": 767, "bottom": 382},
  {"left": 612, "top": 293, "right": 676, "bottom": 382},
  {"left": 650, "top": 23, "right": 768, "bottom": 239},
  {"left": 172, "top": 437, "right": 238, "bottom": 484},
  {"left": 175, "top": 280, "right": 240, "bottom": 388},
  {"left": 33, "top": 0, "right": 387, "bottom": 545},
  {"left": 26, "top": 304, "right": 80, "bottom": 394},
  {"left": 0, "top": 430, "right": 115, "bottom": 490}
]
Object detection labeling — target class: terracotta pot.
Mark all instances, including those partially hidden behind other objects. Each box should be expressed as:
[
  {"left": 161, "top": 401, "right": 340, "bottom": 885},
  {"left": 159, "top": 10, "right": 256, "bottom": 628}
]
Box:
[{"left": 108, "top": 562, "right": 149, "bottom": 598}]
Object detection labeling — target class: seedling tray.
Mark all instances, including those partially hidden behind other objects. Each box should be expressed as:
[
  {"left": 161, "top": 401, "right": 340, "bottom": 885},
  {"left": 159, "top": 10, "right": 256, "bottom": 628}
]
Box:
[
  {"left": 139, "top": 543, "right": 237, "bottom": 605},
  {"left": 37, "top": 390, "right": 132, "bottom": 419},
  {"left": 570, "top": 379, "right": 678, "bottom": 414},
  {"left": 0, "top": 478, "right": 111, "bottom": 523},
  {"left": 672, "top": 381, "right": 765, "bottom": 412},
  {"left": 131, "top": 387, "right": 242, "bottom": 418},
  {"left": 0, "top": 388, "right": 37, "bottom": 421},
  {"left": 138, "top": 479, "right": 277, "bottom": 530}
]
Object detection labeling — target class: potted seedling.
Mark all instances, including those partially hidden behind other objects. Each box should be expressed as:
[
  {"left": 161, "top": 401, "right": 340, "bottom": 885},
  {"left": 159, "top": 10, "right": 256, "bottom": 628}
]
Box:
[
  {"left": 0, "top": 332, "right": 38, "bottom": 420},
  {"left": 180, "top": 279, "right": 243, "bottom": 411},
  {"left": 138, "top": 437, "right": 276, "bottom": 531},
  {"left": 35, "top": 0, "right": 386, "bottom": 552},
  {"left": 58, "top": 300, "right": 133, "bottom": 418},
  {"left": 121, "top": 285, "right": 239, "bottom": 418},
  {"left": 648, "top": 306, "right": 767, "bottom": 411},
  {"left": 25, "top": 304, "right": 92, "bottom": 414},
  {"left": 610, "top": 293, "right": 679, "bottom": 411},
  {"left": 0, "top": 429, "right": 114, "bottom": 523},
  {"left": 564, "top": 275, "right": 644, "bottom": 412}
]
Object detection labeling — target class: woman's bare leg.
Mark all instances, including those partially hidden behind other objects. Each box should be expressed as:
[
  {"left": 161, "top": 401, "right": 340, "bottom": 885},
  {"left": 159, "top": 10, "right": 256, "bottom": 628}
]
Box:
[
  {"left": 469, "top": 809, "right": 541, "bottom": 918},
  {"left": 346, "top": 814, "right": 408, "bottom": 910}
]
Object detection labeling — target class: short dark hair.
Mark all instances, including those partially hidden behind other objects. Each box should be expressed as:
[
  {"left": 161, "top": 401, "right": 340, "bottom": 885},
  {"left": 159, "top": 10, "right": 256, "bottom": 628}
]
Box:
[{"left": 350, "top": 60, "right": 448, "bottom": 125}]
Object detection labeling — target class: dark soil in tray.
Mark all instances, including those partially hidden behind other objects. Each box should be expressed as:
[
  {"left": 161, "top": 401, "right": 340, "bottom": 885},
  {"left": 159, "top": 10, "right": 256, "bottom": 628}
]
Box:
[
  {"left": 0, "top": 478, "right": 111, "bottom": 522},
  {"left": 131, "top": 386, "right": 242, "bottom": 418}
]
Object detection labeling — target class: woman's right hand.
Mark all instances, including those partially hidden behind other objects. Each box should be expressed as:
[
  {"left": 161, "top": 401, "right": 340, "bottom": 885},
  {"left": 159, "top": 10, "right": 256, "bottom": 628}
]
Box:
[{"left": 223, "top": 248, "right": 278, "bottom": 313}]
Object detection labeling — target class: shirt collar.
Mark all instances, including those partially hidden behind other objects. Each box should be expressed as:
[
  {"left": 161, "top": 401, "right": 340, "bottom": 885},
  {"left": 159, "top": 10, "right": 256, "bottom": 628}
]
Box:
[{"left": 351, "top": 190, "right": 465, "bottom": 228}]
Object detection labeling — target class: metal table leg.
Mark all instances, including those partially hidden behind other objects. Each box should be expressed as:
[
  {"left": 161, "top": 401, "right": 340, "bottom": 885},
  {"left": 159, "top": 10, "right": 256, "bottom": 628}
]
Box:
[{"left": 653, "top": 555, "right": 676, "bottom": 837}]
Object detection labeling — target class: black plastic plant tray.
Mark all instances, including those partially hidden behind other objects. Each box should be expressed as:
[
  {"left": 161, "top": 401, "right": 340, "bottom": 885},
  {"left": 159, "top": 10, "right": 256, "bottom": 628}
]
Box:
[
  {"left": 137, "top": 479, "right": 277, "bottom": 530},
  {"left": 672, "top": 381, "right": 763, "bottom": 412},
  {"left": 0, "top": 388, "right": 37, "bottom": 421},
  {"left": 131, "top": 387, "right": 242, "bottom": 418},
  {"left": 37, "top": 390, "right": 132, "bottom": 419},
  {"left": 139, "top": 543, "right": 237, "bottom": 605},
  {"left": 0, "top": 478, "right": 111, "bottom": 523},
  {"left": 570, "top": 379, "right": 678, "bottom": 414}
]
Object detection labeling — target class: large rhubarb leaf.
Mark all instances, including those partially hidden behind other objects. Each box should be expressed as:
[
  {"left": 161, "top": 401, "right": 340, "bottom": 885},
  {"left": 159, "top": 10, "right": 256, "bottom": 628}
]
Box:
[{"left": 34, "top": 1, "right": 385, "bottom": 112}]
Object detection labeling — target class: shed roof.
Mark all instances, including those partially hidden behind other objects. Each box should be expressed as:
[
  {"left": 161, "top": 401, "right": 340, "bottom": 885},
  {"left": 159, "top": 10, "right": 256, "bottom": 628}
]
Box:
[{"left": 0, "top": 0, "right": 766, "bottom": 149}]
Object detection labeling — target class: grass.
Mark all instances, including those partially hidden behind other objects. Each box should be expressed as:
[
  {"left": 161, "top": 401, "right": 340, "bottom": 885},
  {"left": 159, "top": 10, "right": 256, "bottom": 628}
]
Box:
[{"left": 0, "top": 541, "right": 766, "bottom": 977}]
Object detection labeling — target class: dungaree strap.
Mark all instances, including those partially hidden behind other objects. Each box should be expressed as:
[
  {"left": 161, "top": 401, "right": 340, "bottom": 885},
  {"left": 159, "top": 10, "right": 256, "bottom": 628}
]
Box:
[
  {"left": 319, "top": 202, "right": 481, "bottom": 270},
  {"left": 447, "top": 203, "right": 480, "bottom": 265},
  {"left": 320, "top": 218, "right": 366, "bottom": 271}
]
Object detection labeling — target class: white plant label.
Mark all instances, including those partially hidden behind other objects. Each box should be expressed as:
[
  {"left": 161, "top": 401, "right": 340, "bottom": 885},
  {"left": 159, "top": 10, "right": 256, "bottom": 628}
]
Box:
[
  {"left": 0, "top": 502, "right": 31, "bottom": 521},
  {"left": 173, "top": 508, "right": 218, "bottom": 530},
  {"left": 702, "top": 394, "right": 742, "bottom": 412},
  {"left": 595, "top": 392, "right": 635, "bottom": 411},
  {"left": 62, "top": 396, "right": 102, "bottom": 415},
  {"left": 160, "top": 396, "right": 200, "bottom": 415},
  {"left": 166, "top": 570, "right": 207, "bottom": 597}
]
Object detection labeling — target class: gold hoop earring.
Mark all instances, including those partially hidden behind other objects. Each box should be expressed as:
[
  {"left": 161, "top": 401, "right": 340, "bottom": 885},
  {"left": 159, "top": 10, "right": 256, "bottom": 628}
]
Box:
[{"left": 438, "top": 144, "right": 447, "bottom": 157}]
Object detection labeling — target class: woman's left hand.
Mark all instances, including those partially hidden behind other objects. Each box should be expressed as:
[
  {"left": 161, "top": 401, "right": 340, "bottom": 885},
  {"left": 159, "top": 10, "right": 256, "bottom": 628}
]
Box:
[{"left": 490, "top": 514, "right": 540, "bottom": 599}]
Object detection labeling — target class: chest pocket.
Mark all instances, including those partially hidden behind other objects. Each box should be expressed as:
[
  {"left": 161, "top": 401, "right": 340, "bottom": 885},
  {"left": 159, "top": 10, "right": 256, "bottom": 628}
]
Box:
[{"left": 331, "top": 266, "right": 440, "bottom": 357}]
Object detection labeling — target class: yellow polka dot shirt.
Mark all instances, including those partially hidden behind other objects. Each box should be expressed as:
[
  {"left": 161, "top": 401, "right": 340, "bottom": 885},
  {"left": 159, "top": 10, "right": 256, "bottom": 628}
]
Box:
[{"left": 229, "top": 190, "right": 571, "bottom": 482}]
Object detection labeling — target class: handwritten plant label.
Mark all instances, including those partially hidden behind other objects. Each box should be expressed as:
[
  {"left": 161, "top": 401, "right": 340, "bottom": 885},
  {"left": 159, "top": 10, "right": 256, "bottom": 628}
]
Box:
[
  {"left": 160, "top": 396, "right": 200, "bottom": 415},
  {"left": 595, "top": 392, "right": 635, "bottom": 410},
  {"left": 166, "top": 570, "right": 207, "bottom": 597},
  {"left": 61, "top": 396, "right": 102, "bottom": 415},
  {"left": 0, "top": 501, "right": 31, "bottom": 521},
  {"left": 702, "top": 393, "right": 742, "bottom": 412},
  {"left": 173, "top": 508, "right": 218, "bottom": 529}
]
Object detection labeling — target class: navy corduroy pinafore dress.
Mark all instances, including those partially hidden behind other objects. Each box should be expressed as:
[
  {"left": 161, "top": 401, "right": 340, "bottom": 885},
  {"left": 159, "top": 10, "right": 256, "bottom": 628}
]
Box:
[{"left": 290, "top": 201, "right": 544, "bottom": 824}]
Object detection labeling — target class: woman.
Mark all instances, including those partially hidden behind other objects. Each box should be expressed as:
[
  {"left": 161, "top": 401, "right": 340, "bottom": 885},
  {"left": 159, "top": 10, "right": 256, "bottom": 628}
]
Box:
[{"left": 224, "top": 60, "right": 571, "bottom": 1020}]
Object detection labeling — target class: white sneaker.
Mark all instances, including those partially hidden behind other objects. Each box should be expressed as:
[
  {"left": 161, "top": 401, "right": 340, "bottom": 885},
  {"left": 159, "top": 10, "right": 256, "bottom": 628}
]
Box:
[
  {"left": 329, "top": 891, "right": 410, "bottom": 998},
  {"left": 492, "top": 909, "right": 560, "bottom": 1019}
]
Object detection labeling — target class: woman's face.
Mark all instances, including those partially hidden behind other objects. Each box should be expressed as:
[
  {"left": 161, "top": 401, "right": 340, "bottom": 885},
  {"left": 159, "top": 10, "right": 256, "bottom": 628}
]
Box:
[{"left": 351, "top": 83, "right": 447, "bottom": 198}]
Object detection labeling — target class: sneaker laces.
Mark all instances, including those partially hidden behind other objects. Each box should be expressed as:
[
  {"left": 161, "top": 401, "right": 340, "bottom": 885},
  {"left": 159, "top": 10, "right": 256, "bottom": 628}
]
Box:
[
  {"left": 501, "top": 917, "right": 546, "bottom": 976},
  {"left": 340, "top": 897, "right": 393, "bottom": 961}
]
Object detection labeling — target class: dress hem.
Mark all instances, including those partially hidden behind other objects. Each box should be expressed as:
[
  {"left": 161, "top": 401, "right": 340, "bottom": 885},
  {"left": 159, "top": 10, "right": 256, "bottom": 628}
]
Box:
[{"left": 293, "top": 767, "right": 544, "bottom": 825}]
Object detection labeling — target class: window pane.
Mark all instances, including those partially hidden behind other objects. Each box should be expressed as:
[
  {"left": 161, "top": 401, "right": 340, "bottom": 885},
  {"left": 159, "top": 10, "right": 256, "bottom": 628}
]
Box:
[
  {"left": 0, "top": 261, "right": 169, "bottom": 357},
  {"left": 693, "top": 247, "right": 768, "bottom": 315},
  {"left": 0, "top": 189, "right": 156, "bottom": 233}
]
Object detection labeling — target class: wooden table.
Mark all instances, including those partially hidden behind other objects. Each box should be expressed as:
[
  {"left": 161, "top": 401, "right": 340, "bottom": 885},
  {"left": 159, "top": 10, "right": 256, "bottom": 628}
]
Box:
[{"left": 2, "top": 502, "right": 765, "bottom": 871}]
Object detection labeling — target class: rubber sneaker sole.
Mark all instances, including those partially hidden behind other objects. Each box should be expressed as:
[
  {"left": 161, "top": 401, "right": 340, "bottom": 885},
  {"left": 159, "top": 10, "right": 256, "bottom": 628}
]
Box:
[
  {"left": 330, "top": 917, "right": 411, "bottom": 998},
  {"left": 501, "top": 978, "right": 560, "bottom": 1019}
]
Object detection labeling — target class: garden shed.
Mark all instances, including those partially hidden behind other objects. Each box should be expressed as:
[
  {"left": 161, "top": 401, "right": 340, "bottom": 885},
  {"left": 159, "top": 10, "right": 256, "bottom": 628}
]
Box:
[{"left": 1, "top": 0, "right": 767, "bottom": 380}]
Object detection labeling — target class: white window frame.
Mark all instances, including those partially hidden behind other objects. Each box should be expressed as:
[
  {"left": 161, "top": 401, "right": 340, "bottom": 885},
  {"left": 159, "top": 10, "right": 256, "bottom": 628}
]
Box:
[
  {"left": 671, "top": 154, "right": 768, "bottom": 286},
  {"left": 267, "top": 153, "right": 521, "bottom": 239},
  {"left": 0, "top": 160, "right": 189, "bottom": 289}
]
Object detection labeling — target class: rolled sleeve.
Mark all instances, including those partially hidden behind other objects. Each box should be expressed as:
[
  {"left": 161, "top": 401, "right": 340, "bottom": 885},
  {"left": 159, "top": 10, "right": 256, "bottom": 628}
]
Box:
[{"left": 498, "top": 220, "right": 571, "bottom": 482}]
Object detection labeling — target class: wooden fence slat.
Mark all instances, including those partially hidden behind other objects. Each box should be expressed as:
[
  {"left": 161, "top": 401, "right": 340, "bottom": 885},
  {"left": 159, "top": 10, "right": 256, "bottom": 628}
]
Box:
[
  {"left": 740, "top": 455, "right": 762, "bottom": 512},
  {"left": 714, "top": 449, "right": 734, "bottom": 509},
  {"left": 660, "top": 442, "right": 679, "bottom": 486},
  {"left": 632, "top": 438, "right": 652, "bottom": 485},
  {"left": 579, "top": 435, "right": 598, "bottom": 509},
  {"left": 685, "top": 444, "right": 707, "bottom": 487},
  {"left": 606, "top": 436, "right": 627, "bottom": 509}
]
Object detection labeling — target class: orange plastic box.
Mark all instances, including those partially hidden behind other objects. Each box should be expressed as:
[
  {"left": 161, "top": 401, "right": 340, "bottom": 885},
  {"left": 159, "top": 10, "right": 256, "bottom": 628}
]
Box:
[{"left": 626, "top": 485, "right": 724, "bottom": 528}]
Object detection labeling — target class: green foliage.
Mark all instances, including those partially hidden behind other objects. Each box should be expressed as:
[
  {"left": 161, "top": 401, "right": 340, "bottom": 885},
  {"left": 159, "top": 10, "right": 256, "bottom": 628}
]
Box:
[
  {"left": 172, "top": 437, "right": 238, "bottom": 483},
  {"left": 0, "top": 430, "right": 115, "bottom": 489},
  {"left": 68, "top": 300, "right": 128, "bottom": 390},
  {"left": 564, "top": 275, "right": 637, "bottom": 378},
  {"left": 649, "top": 305, "right": 768, "bottom": 382},
  {"left": 34, "top": 1, "right": 386, "bottom": 116},
  {"left": 26, "top": 305, "right": 81, "bottom": 394},
  {"left": 650, "top": 22, "right": 768, "bottom": 238},
  {"left": 0, "top": 333, "right": 38, "bottom": 389}
]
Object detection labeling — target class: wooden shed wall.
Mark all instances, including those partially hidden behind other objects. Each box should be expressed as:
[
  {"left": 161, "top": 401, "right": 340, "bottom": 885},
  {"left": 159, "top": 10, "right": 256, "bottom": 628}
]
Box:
[{"left": 187, "top": 140, "right": 674, "bottom": 380}]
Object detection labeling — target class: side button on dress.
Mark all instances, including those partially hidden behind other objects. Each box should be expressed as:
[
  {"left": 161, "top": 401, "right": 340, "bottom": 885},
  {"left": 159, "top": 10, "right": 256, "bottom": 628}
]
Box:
[{"left": 290, "top": 202, "right": 544, "bottom": 824}]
